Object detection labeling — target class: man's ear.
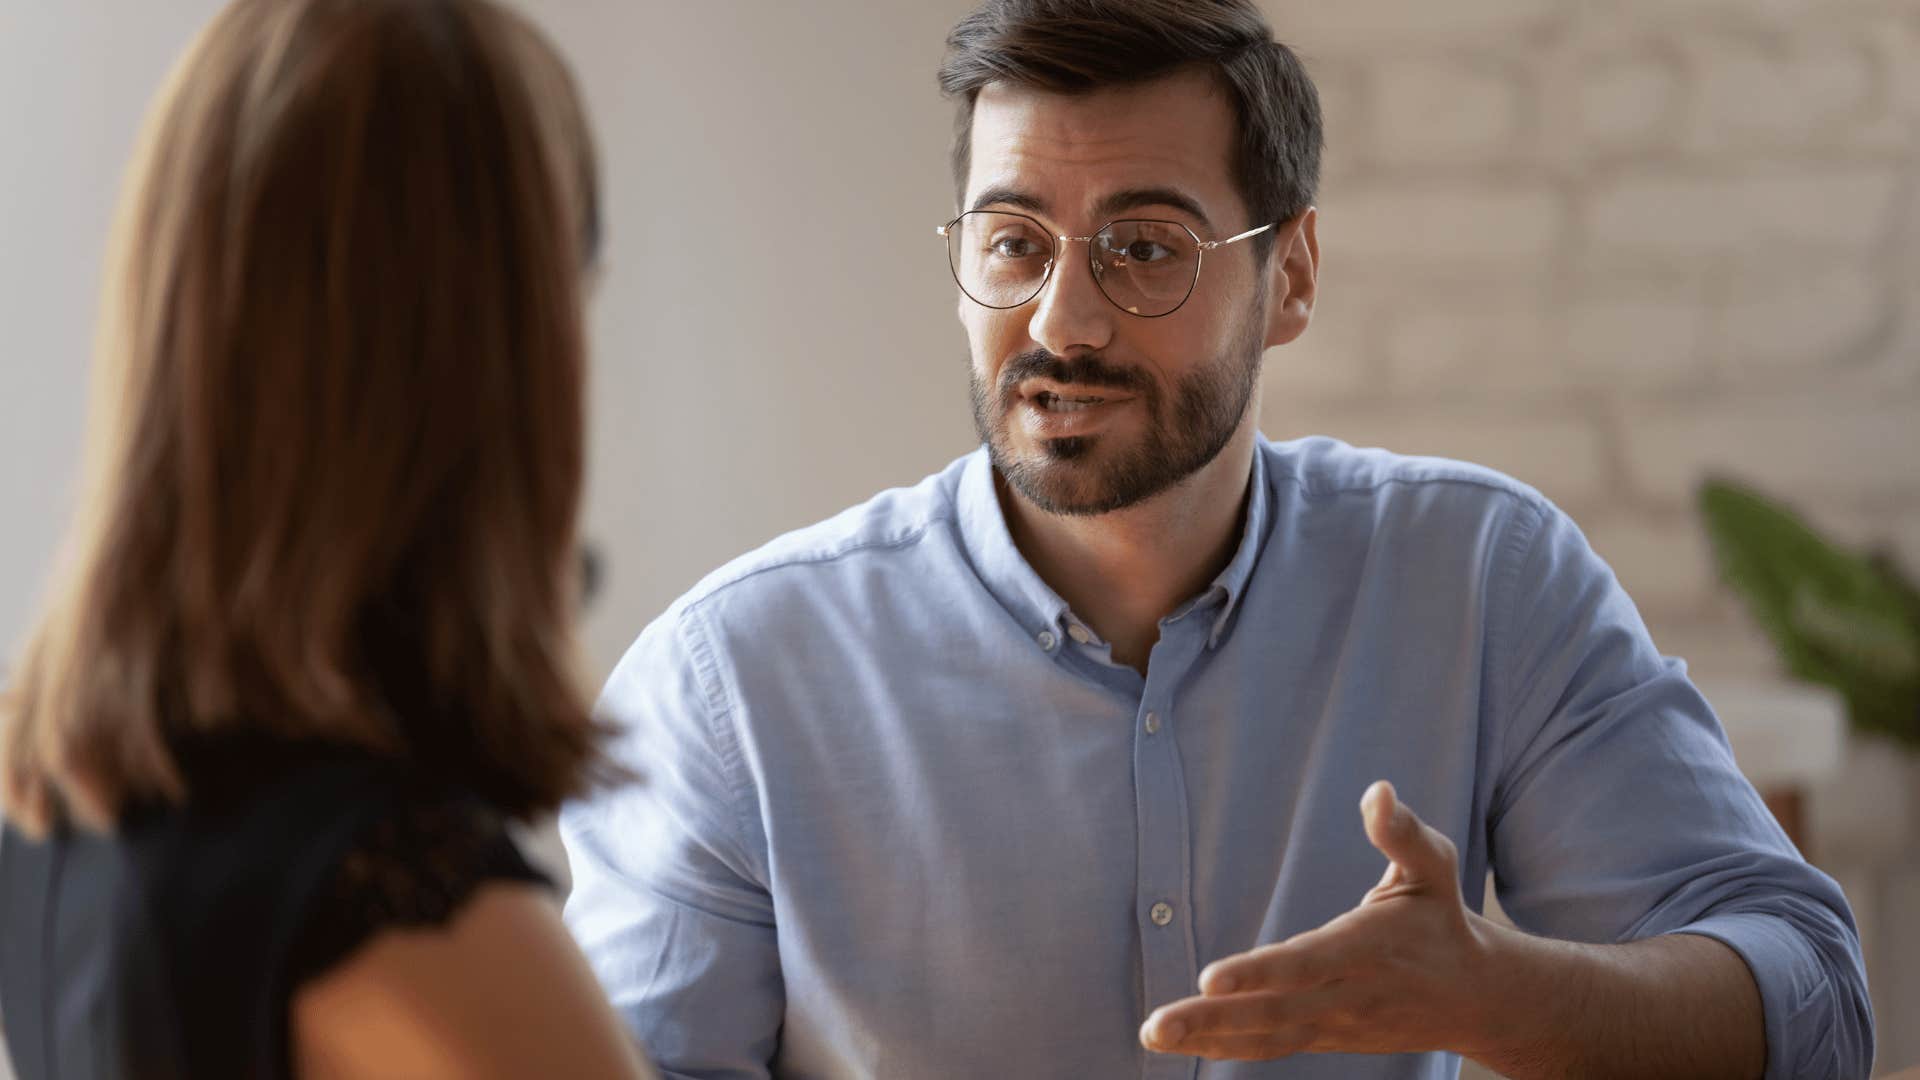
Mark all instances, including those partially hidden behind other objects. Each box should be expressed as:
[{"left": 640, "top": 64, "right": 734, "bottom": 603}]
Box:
[{"left": 1263, "top": 207, "right": 1318, "bottom": 349}]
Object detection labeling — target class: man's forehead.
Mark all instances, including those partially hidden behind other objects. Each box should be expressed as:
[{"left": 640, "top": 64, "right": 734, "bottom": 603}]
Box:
[{"left": 965, "top": 70, "right": 1240, "bottom": 223}]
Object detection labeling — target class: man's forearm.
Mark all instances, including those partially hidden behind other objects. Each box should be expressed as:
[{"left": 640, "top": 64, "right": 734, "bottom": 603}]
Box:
[{"left": 1459, "top": 921, "right": 1766, "bottom": 1080}]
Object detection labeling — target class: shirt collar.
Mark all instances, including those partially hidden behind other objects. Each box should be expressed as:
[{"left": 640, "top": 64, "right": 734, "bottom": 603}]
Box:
[
  {"left": 954, "top": 440, "right": 1275, "bottom": 652},
  {"left": 1203, "top": 439, "right": 1272, "bottom": 648},
  {"left": 956, "top": 448, "right": 1073, "bottom": 645}
]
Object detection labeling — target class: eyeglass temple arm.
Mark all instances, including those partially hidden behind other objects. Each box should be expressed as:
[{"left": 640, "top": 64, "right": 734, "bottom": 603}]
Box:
[{"left": 1199, "top": 222, "right": 1275, "bottom": 251}]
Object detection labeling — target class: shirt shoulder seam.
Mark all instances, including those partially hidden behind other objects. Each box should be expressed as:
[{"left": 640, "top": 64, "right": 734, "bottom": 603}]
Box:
[
  {"left": 1269, "top": 463, "right": 1546, "bottom": 506},
  {"left": 674, "top": 601, "right": 768, "bottom": 882},
  {"left": 1485, "top": 497, "right": 1554, "bottom": 829}
]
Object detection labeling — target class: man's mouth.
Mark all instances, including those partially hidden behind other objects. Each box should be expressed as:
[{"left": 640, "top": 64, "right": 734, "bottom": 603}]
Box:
[{"left": 1031, "top": 390, "right": 1113, "bottom": 413}]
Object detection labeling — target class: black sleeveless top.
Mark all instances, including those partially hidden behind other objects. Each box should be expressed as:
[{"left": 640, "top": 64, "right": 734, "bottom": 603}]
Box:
[{"left": 0, "top": 736, "right": 547, "bottom": 1079}]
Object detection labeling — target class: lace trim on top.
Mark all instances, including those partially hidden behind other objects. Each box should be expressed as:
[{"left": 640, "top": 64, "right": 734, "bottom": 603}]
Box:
[{"left": 286, "top": 789, "right": 549, "bottom": 987}]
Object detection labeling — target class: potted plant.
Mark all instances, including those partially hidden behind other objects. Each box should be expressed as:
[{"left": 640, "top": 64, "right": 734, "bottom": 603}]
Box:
[{"left": 1697, "top": 478, "right": 1920, "bottom": 844}]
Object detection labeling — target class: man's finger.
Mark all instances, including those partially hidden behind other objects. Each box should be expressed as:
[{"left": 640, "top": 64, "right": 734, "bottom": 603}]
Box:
[
  {"left": 1360, "top": 779, "right": 1456, "bottom": 886},
  {"left": 1143, "top": 987, "right": 1346, "bottom": 1044},
  {"left": 1145, "top": 991, "right": 1287, "bottom": 1043},
  {"left": 1197, "top": 922, "right": 1352, "bottom": 995},
  {"left": 1142, "top": 1027, "right": 1312, "bottom": 1061}
]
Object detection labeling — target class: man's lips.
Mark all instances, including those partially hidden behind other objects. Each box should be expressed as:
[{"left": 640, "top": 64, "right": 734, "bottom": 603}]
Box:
[
  {"left": 1031, "top": 390, "right": 1119, "bottom": 413},
  {"left": 1015, "top": 380, "right": 1138, "bottom": 411},
  {"left": 1015, "top": 387, "right": 1136, "bottom": 438}
]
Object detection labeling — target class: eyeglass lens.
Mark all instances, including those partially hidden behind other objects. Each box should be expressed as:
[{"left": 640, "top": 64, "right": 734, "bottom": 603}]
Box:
[{"left": 945, "top": 211, "right": 1202, "bottom": 317}]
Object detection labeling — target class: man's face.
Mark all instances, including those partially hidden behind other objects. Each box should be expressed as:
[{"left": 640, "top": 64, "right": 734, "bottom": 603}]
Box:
[{"left": 959, "top": 69, "right": 1277, "bottom": 517}]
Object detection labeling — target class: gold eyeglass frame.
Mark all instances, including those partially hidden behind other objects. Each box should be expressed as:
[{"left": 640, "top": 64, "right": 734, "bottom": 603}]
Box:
[{"left": 937, "top": 209, "right": 1273, "bottom": 318}]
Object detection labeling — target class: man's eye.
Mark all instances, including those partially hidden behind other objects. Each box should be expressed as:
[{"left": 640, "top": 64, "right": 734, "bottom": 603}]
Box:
[
  {"left": 990, "top": 237, "right": 1043, "bottom": 258},
  {"left": 1124, "top": 240, "right": 1172, "bottom": 262}
]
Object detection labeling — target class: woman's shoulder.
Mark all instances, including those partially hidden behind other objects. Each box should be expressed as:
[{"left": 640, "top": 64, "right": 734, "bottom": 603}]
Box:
[
  {"left": 1, "top": 736, "right": 509, "bottom": 1078},
  {"left": 285, "top": 768, "right": 549, "bottom": 986},
  {"left": 120, "top": 734, "right": 549, "bottom": 987}
]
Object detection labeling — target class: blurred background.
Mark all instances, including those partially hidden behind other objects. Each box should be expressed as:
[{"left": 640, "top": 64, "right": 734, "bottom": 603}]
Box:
[{"left": 2, "top": 0, "right": 1916, "bottom": 1074}]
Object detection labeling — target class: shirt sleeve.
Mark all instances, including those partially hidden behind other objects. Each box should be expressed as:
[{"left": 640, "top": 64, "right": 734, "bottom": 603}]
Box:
[
  {"left": 560, "top": 603, "right": 783, "bottom": 1080},
  {"left": 1485, "top": 499, "right": 1874, "bottom": 1080}
]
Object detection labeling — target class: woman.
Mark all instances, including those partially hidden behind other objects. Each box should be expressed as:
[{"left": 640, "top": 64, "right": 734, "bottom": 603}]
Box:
[{"left": 0, "top": 1, "right": 652, "bottom": 1076}]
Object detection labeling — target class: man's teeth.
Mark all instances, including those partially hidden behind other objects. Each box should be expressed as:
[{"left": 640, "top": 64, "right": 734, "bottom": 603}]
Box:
[{"left": 1036, "top": 392, "right": 1105, "bottom": 412}]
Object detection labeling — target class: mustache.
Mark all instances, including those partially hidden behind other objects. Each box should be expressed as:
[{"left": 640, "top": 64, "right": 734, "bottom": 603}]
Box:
[{"left": 997, "top": 350, "right": 1152, "bottom": 397}]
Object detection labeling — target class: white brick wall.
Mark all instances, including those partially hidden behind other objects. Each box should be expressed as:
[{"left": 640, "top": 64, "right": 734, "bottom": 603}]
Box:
[
  {"left": 1326, "top": 183, "right": 1566, "bottom": 268},
  {"left": 1269, "top": 0, "right": 1562, "bottom": 48},
  {"left": 1384, "top": 299, "right": 1564, "bottom": 396},
  {"left": 1684, "top": 34, "right": 1878, "bottom": 151},
  {"left": 1282, "top": 403, "right": 1611, "bottom": 507},
  {"left": 1717, "top": 261, "right": 1891, "bottom": 374},
  {"left": 1623, "top": 395, "right": 1920, "bottom": 505},
  {"left": 1565, "top": 293, "right": 1712, "bottom": 389},
  {"left": 1576, "top": 53, "right": 1684, "bottom": 154},
  {"left": 1581, "top": 515, "right": 1720, "bottom": 614},
  {"left": 1584, "top": 167, "right": 1903, "bottom": 260},
  {"left": 1261, "top": 1, "right": 1920, "bottom": 1061},
  {"left": 1371, "top": 58, "right": 1527, "bottom": 163}
]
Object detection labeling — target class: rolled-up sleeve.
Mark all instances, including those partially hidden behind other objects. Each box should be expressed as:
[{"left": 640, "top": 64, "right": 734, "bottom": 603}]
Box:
[
  {"left": 1485, "top": 500, "right": 1874, "bottom": 1080},
  {"left": 560, "top": 603, "right": 783, "bottom": 1080}
]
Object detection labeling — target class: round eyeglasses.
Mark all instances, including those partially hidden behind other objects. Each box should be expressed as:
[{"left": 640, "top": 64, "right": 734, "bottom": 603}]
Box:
[{"left": 937, "top": 210, "right": 1273, "bottom": 319}]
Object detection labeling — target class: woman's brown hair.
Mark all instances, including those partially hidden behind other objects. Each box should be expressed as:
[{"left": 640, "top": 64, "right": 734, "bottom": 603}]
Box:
[{"left": 2, "top": 0, "right": 610, "bottom": 834}]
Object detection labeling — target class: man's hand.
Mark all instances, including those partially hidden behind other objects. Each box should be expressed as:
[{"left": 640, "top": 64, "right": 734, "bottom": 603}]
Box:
[{"left": 1139, "top": 780, "right": 1498, "bottom": 1061}]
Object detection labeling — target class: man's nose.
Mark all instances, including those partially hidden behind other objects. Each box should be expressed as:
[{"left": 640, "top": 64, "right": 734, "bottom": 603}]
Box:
[{"left": 1027, "top": 239, "right": 1115, "bottom": 358}]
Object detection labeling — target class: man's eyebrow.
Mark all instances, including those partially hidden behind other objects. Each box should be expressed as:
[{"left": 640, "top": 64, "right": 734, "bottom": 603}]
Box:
[
  {"left": 966, "top": 185, "right": 1215, "bottom": 229},
  {"left": 968, "top": 186, "right": 1048, "bottom": 214},
  {"left": 1094, "top": 187, "right": 1213, "bottom": 229}
]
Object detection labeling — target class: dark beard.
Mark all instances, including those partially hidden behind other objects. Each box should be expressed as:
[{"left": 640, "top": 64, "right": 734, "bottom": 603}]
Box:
[{"left": 969, "top": 318, "right": 1263, "bottom": 517}]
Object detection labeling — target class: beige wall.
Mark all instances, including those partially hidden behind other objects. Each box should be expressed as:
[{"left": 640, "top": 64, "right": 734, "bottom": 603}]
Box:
[
  {"left": 2, "top": 0, "right": 1917, "bottom": 1075},
  {"left": 0, "top": 2, "right": 226, "bottom": 677},
  {"left": 0, "top": 0, "right": 983, "bottom": 684}
]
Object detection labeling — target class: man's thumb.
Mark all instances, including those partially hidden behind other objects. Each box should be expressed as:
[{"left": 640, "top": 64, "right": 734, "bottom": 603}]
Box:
[{"left": 1361, "top": 780, "right": 1454, "bottom": 884}]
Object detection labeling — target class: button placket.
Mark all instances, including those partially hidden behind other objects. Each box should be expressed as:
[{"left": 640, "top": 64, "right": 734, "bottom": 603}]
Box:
[{"left": 1131, "top": 623, "right": 1205, "bottom": 1077}]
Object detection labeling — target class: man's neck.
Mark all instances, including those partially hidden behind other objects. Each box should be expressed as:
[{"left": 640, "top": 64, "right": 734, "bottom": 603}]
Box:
[{"left": 1001, "top": 424, "right": 1258, "bottom": 675}]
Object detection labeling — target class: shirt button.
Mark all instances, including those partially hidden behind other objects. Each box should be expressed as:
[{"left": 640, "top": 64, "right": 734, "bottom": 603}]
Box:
[
  {"left": 1150, "top": 901, "right": 1174, "bottom": 927},
  {"left": 1066, "top": 623, "right": 1092, "bottom": 644},
  {"left": 1143, "top": 711, "right": 1162, "bottom": 735},
  {"left": 1036, "top": 630, "right": 1057, "bottom": 651}
]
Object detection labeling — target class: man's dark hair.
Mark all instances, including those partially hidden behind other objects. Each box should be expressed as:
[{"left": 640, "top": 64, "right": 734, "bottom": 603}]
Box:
[{"left": 939, "top": 0, "right": 1323, "bottom": 259}]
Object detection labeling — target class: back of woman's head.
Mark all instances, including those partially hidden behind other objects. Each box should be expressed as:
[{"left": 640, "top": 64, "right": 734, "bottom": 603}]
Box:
[{"left": 3, "top": 0, "right": 608, "bottom": 833}]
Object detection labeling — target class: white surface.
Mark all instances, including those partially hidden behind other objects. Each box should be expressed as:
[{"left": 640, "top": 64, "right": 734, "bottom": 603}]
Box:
[
  {"left": 1695, "top": 677, "right": 1848, "bottom": 790},
  {"left": 1812, "top": 730, "right": 1919, "bottom": 865}
]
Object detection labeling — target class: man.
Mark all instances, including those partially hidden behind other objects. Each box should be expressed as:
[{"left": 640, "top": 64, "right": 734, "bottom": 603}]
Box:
[{"left": 562, "top": 1, "right": 1874, "bottom": 1077}]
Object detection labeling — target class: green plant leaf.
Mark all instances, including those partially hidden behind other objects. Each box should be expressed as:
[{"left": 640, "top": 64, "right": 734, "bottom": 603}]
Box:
[
  {"left": 1698, "top": 477, "right": 1920, "bottom": 750},
  {"left": 1868, "top": 550, "right": 1920, "bottom": 632},
  {"left": 1790, "top": 587, "right": 1920, "bottom": 683}
]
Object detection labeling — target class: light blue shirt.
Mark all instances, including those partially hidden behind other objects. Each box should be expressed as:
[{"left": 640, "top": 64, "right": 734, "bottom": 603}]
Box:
[{"left": 562, "top": 436, "right": 1873, "bottom": 1080}]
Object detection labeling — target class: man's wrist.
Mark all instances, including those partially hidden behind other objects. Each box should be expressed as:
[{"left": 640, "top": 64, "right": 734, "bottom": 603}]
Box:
[
  {"left": 1449, "top": 917, "right": 1767, "bottom": 1080},
  {"left": 1451, "top": 915, "right": 1586, "bottom": 1077}
]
